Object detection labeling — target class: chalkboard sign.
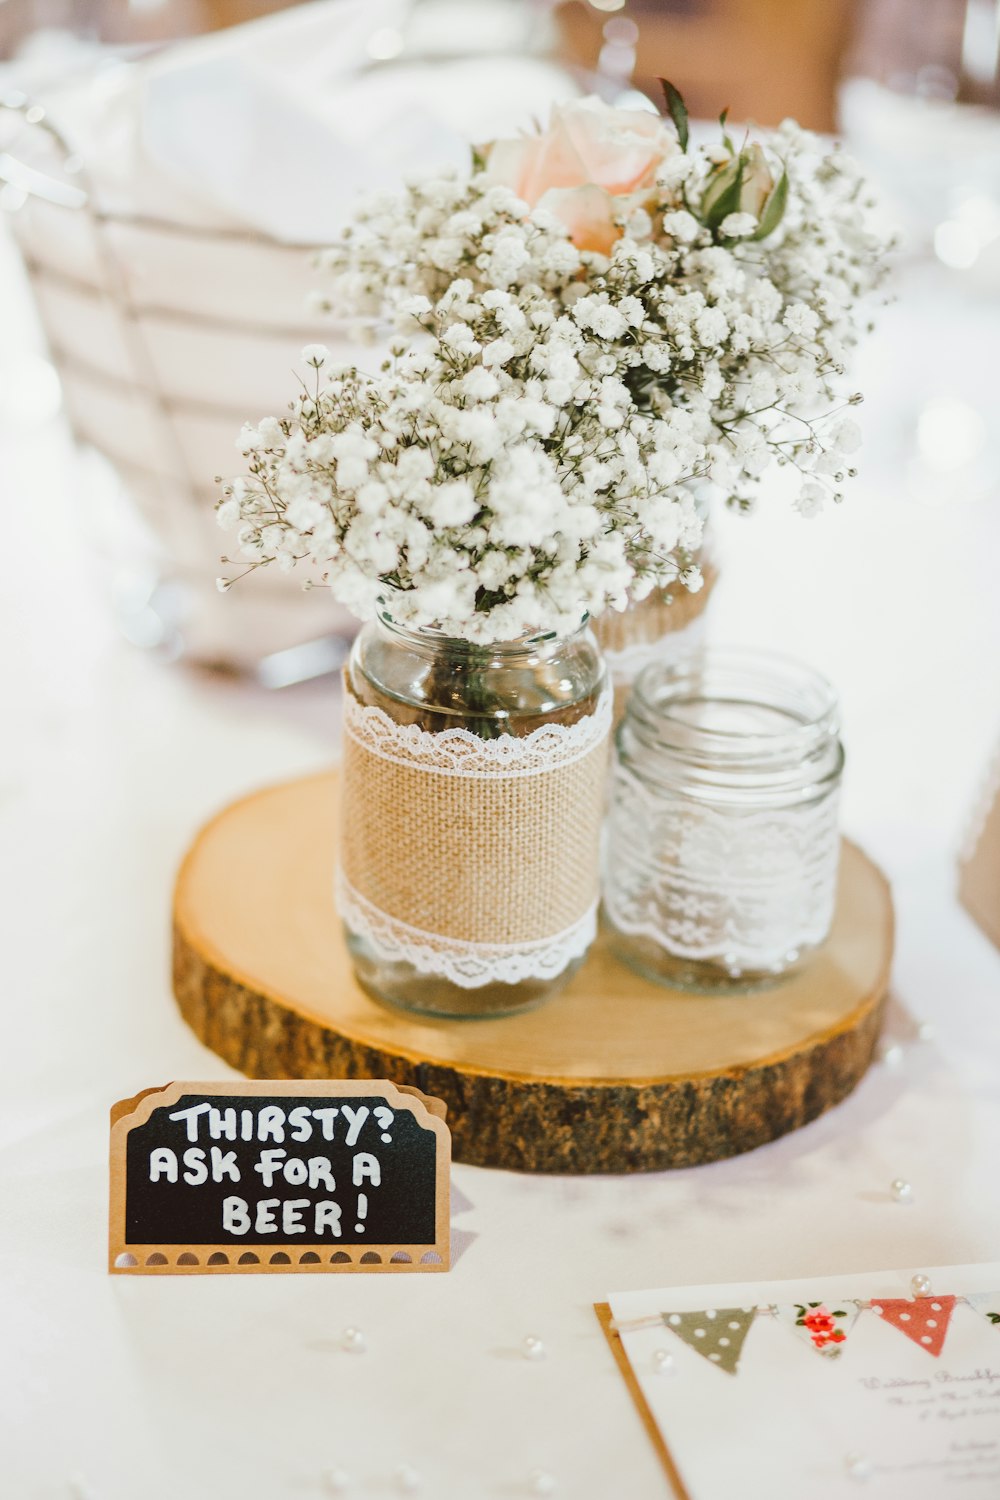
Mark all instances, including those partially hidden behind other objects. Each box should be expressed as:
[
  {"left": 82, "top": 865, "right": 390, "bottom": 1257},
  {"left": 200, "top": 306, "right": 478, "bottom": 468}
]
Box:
[{"left": 109, "top": 1081, "right": 450, "bottom": 1274}]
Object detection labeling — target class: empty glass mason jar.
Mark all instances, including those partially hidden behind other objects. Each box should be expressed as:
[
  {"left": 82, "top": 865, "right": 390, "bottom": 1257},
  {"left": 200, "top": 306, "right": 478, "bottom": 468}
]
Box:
[
  {"left": 337, "top": 607, "right": 610, "bottom": 1019},
  {"left": 603, "top": 649, "right": 844, "bottom": 993}
]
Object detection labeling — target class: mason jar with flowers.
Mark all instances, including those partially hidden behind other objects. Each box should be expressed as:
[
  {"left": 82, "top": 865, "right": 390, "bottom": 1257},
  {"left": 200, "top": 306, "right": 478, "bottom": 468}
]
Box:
[{"left": 219, "top": 85, "right": 889, "bottom": 1017}]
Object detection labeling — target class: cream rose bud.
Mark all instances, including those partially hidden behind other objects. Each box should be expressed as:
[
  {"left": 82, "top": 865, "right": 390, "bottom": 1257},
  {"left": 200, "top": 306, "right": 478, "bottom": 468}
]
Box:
[
  {"left": 700, "top": 144, "right": 775, "bottom": 230},
  {"left": 483, "top": 96, "right": 677, "bottom": 254},
  {"left": 738, "top": 145, "right": 775, "bottom": 216}
]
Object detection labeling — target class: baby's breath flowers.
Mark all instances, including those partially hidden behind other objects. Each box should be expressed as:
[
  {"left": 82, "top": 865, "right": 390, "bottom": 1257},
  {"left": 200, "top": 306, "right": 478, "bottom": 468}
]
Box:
[{"left": 219, "top": 89, "right": 891, "bottom": 642}]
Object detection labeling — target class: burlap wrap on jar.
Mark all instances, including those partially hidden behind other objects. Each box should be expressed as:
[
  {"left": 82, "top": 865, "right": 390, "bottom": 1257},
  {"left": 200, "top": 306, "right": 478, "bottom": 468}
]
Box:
[
  {"left": 336, "top": 684, "right": 613, "bottom": 990},
  {"left": 594, "top": 561, "right": 718, "bottom": 726}
]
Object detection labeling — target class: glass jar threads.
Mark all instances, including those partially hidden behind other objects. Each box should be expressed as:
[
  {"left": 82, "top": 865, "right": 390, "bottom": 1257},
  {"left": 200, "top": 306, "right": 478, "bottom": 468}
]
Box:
[
  {"left": 604, "top": 649, "right": 844, "bottom": 993},
  {"left": 337, "top": 608, "right": 611, "bottom": 1019}
]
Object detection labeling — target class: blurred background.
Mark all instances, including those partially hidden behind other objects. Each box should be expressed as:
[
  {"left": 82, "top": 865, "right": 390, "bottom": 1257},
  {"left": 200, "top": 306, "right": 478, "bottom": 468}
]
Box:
[
  {"left": 0, "top": 0, "right": 998, "bottom": 688},
  {"left": 5, "top": 18, "right": 1000, "bottom": 1499}
]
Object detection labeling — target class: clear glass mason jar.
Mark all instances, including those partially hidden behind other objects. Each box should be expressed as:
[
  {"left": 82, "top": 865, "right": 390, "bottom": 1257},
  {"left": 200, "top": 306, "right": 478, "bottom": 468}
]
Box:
[
  {"left": 592, "top": 487, "right": 717, "bottom": 726},
  {"left": 592, "top": 544, "right": 719, "bottom": 724},
  {"left": 338, "top": 608, "right": 609, "bottom": 1019},
  {"left": 603, "top": 649, "right": 844, "bottom": 993}
]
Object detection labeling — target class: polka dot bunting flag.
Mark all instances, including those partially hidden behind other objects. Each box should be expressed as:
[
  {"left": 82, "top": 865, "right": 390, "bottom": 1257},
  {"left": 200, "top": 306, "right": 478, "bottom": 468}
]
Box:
[
  {"left": 868, "top": 1296, "right": 957, "bottom": 1357},
  {"left": 660, "top": 1308, "right": 756, "bottom": 1375}
]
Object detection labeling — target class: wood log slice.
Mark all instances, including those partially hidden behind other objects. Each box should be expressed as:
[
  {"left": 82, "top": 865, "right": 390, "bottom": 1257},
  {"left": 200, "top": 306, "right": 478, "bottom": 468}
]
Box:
[{"left": 173, "top": 772, "right": 893, "bottom": 1173}]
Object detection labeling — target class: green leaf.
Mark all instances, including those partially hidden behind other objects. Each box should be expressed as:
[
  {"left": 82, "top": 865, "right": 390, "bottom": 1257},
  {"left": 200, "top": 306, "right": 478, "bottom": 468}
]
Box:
[
  {"left": 702, "top": 159, "right": 744, "bottom": 229},
  {"left": 471, "top": 144, "right": 487, "bottom": 173},
  {"left": 659, "top": 78, "right": 689, "bottom": 152},
  {"left": 719, "top": 108, "right": 734, "bottom": 155},
  {"left": 751, "top": 164, "right": 789, "bottom": 240}
]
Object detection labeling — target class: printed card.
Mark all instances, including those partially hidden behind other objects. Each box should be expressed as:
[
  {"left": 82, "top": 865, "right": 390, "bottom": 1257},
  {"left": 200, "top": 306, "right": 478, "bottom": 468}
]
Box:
[{"left": 603, "top": 1264, "right": 1000, "bottom": 1498}]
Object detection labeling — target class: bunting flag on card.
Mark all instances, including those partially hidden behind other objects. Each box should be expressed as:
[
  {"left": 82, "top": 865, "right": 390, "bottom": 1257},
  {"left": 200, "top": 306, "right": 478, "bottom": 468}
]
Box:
[
  {"left": 660, "top": 1307, "right": 756, "bottom": 1375},
  {"left": 775, "top": 1301, "right": 862, "bottom": 1359},
  {"left": 868, "top": 1296, "right": 957, "bottom": 1357},
  {"left": 619, "top": 1288, "right": 1000, "bottom": 1377},
  {"left": 965, "top": 1292, "right": 1000, "bottom": 1326}
]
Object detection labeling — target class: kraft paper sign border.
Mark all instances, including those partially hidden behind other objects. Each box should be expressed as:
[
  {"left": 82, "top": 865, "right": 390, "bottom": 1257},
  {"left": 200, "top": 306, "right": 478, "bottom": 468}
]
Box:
[
  {"left": 595, "top": 1303, "right": 690, "bottom": 1500},
  {"left": 109, "top": 1080, "right": 451, "bottom": 1274}
]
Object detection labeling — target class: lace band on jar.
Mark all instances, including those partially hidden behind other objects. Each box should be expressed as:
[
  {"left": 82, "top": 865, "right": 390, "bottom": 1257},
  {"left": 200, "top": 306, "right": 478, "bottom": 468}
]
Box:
[{"left": 337, "top": 686, "right": 612, "bottom": 989}]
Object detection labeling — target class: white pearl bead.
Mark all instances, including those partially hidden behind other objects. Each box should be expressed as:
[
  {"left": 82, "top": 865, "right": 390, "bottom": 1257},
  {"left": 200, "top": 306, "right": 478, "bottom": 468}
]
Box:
[
  {"left": 890, "top": 1178, "right": 913, "bottom": 1203},
  {"left": 393, "top": 1463, "right": 422, "bottom": 1493},
  {"left": 911, "top": 1274, "right": 932, "bottom": 1298},
  {"left": 917, "top": 1021, "right": 936, "bottom": 1041},
  {"left": 522, "top": 1334, "right": 546, "bottom": 1361},
  {"left": 527, "top": 1469, "right": 557, "bottom": 1495},
  {"left": 880, "top": 1043, "right": 903, "bottom": 1068},
  {"left": 322, "top": 1468, "right": 352, "bottom": 1494},
  {"left": 341, "top": 1326, "right": 365, "bottom": 1352},
  {"left": 846, "top": 1452, "right": 873, "bottom": 1482},
  {"left": 652, "top": 1348, "right": 675, "bottom": 1375}
]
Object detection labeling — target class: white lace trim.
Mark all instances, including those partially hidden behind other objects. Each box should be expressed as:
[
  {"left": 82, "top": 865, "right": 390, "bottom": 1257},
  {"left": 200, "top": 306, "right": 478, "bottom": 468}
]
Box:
[
  {"left": 602, "top": 613, "right": 708, "bottom": 685},
  {"left": 604, "top": 764, "right": 840, "bottom": 967},
  {"left": 342, "top": 687, "right": 612, "bottom": 779},
  {"left": 337, "top": 869, "right": 597, "bottom": 988}
]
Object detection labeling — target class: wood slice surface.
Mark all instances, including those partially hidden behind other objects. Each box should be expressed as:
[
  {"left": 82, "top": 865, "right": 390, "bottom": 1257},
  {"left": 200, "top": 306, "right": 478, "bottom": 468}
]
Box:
[{"left": 173, "top": 772, "right": 893, "bottom": 1173}]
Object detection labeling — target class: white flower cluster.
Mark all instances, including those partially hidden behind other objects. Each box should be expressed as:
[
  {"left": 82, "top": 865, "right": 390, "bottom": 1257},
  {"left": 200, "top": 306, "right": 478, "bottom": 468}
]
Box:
[
  {"left": 220, "top": 311, "right": 704, "bottom": 641},
  {"left": 220, "top": 105, "right": 891, "bottom": 640}
]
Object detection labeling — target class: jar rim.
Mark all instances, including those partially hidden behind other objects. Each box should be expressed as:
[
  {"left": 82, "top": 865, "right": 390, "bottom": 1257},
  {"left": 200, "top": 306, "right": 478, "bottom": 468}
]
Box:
[
  {"left": 377, "top": 601, "right": 590, "bottom": 657},
  {"left": 628, "top": 646, "right": 841, "bottom": 769}
]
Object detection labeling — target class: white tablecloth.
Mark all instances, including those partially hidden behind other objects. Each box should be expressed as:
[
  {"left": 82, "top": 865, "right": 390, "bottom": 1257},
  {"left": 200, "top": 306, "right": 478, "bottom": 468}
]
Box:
[{"left": 2, "top": 218, "right": 1000, "bottom": 1500}]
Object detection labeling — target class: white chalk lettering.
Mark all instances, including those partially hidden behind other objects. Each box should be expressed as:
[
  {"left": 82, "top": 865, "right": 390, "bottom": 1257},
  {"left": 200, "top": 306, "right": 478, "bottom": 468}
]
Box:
[
  {"left": 282, "top": 1199, "right": 309, "bottom": 1234},
  {"left": 255, "top": 1199, "right": 280, "bottom": 1233},
  {"left": 211, "top": 1147, "right": 240, "bottom": 1183},
  {"left": 283, "top": 1157, "right": 308, "bottom": 1186},
  {"left": 352, "top": 1152, "right": 381, "bottom": 1187},
  {"left": 309, "top": 1157, "right": 335, "bottom": 1191},
  {"left": 288, "top": 1107, "right": 312, "bottom": 1142},
  {"left": 167, "top": 1103, "right": 211, "bottom": 1142},
  {"left": 240, "top": 1109, "right": 254, "bottom": 1141},
  {"left": 257, "top": 1105, "right": 286, "bottom": 1143},
  {"left": 209, "top": 1107, "right": 237, "bottom": 1140},
  {"left": 311, "top": 1107, "right": 339, "bottom": 1140},
  {"left": 182, "top": 1147, "right": 208, "bottom": 1185},
  {"left": 149, "top": 1147, "right": 178, "bottom": 1183},
  {"left": 254, "top": 1149, "right": 286, "bottom": 1188},
  {"left": 222, "top": 1197, "right": 251, "bottom": 1235},
  {"left": 341, "top": 1105, "right": 370, "bottom": 1146},
  {"left": 314, "top": 1201, "right": 342, "bottom": 1237}
]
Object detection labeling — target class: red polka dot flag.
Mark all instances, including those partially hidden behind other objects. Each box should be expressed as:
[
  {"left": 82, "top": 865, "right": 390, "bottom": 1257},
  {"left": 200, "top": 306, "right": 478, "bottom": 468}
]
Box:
[{"left": 868, "top": 1296, "right": 957, "bottom": 1357}]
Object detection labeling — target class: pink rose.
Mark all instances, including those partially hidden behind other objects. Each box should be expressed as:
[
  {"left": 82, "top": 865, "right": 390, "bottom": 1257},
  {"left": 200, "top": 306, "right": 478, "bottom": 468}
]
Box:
[{"left": 483, "top": 97, "right": 678, "bottom": 255}]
